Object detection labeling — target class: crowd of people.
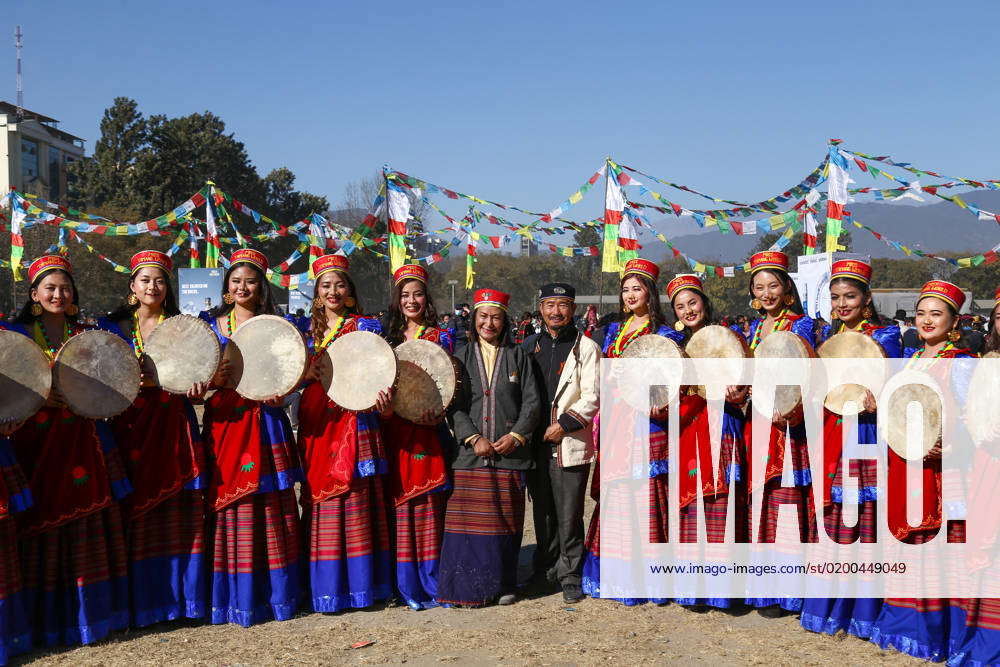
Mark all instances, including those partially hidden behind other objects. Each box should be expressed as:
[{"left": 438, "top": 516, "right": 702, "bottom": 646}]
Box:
[{"left": 1, "top": 247, "right": 1000, "bottom": 665}]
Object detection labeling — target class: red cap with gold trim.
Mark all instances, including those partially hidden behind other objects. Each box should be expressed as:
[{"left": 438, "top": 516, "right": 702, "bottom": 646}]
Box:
[
  {"left": 130, "top": 250, "right": 173, "bottom": 275},
  {"left": 230, "top": 248, "right": 268, "bottom": 273},
  {"left": 749, "top": 251, "right": 789, "bottom": 275},
  {"left": 623, "top": 258, "right": 659, "bottom": 283},
  {"left": 919, "top": 280, "right": 965, "bottom": 312},
  {"left": 831, "top": 258, "right": 872, "bottom": 285},
  {"left": 28, "top": 255, "right": 72, "bottom": 283},
  {"left": 312, "top": 254, "right": 349, "bottom": 280},
  {"left": 666, "top": 274, "right": 704, "bottom": 302},
  {"left": 393, "top": 263, "right": 427, "bottom": 286},
  {"left": 473, "top": 288, "right": 510, "bottom": 312},
  {"left": 994, "top": 285, "right": 1000, "bottom": 307}
]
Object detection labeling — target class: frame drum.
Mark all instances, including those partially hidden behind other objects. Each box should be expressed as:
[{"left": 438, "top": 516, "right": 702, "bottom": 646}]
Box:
[
  {"left": 53, "top": 330, "right": 140, "bottom": 419},
  {"left": 143, "top": 314, "right": 221, "bottom": 394},
  {"left": 0, "top": 329, "right": 52, "bottom": 423},
  {"left": 392, "top": 339, "right": 458, "bottom": 422},
  {"left": 620, "top": 334, "right": 685, "bottom": 410},
  {"left": 818, "top": 331, "right": 887, "bottom": 416},
  {"left": 685, "top": 325, "right": 748, "bottom": 396},
  {"left": 321, "top": 330, "right": 397, "bottom": 412},
  {"left": 882, "top": 369, "right": 942, "bottom": 461},
  {"left": 227, "top": 314, "right": 307, "bottom": 401},
  {"left": 752, "top": 330, "right": 814, "bottom": 417}
]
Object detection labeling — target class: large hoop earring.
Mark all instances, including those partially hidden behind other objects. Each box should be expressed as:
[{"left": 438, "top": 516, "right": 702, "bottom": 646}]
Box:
[
  {"left": 30, "top": 301, "right": 42, "bottom": 316},
  {"left": 862, "top": 306, "right": 873, "bottom": 319},
  {"left": 948, "top": 328, "right": 961, "bottom": 342},
  {"left": 750, "top": 298, "right": 762, "bottom": 310},
  {"left": 127, "top": 293, "right": 139, "bottom": 306},
  {"left": 344, "top": 296, "right": 356, "bottom": 308},
  {"left": 783, "top": 294, "right": 795, "bottom": 306},
  {"left": 223, "top": 293, "right": 235, "bottom": 305},
  {"left": 66, "top": 304, "right": 79, "bottom": 316},
  {"left": 313, "top": 297, "right": 323, "bottom": 309},
  {"left": 673, "top": 320, "right": 685, "bottom": 331}
]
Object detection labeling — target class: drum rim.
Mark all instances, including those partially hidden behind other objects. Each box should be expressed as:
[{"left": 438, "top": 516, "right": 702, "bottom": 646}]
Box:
[
  {"left": 0, "top": 329, "right": 52, "bottom": 423},
  {"left": 228, "top": 314, "right": 308, "bottom": 401},
  {"left": 392, "top": 338, "right": 459, "bottom": 420},
  {"left": 323, "top": 330, "right": 398, "bottom": 411},
  {"left": 144, "top": 313, "right": 222, "bottom": 394},
  {"left": 53, "top": 329, "right": 141, "bottom": 419}
]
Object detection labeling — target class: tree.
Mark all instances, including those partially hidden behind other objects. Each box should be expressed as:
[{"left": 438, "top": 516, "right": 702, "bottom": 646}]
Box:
[
  {"left": 69, "top": 97, "right": 147, "bottom": 210},
  {"left": 262, "top": 167, "right": 329, "bottom": 223}
]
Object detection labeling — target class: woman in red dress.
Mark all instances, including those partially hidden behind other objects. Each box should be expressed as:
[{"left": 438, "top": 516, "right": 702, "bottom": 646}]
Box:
[
  {"left": 381, "top": 264, "right": 453, "bottom": 610},
  {"left": 8, "top": 255, "right": 131, "bottom": 647},
  {"left": 198, "top": 248, "right": 303, "bottom": 627},
  {"left": 297, "top": 254, "right": 394, "bottom": 612},
  {"left": 100, "top": 250, "right": 209, "bottom": 627}
]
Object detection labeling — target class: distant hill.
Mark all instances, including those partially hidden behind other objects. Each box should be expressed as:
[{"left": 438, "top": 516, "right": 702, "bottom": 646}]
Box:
[{"left": 640, "top": 190, "right": 1000, "bottom": 263}]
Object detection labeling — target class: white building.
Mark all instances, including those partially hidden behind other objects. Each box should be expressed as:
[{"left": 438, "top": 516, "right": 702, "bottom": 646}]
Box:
[{"left": 0, "top": 101, "right": 85, "bottom": 202}]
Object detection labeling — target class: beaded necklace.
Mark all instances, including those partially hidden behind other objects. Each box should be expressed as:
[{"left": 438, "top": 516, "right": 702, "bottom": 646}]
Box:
[
  {"left": 317, "top": 314, "right": 350, "bottom": 353},
  {"left": 226, "top": 309, "right": 240, "bottom": 338},
  {"left": 749, "top": 308, "right": 791, "bottom": 350},
  {"left": 33, "top": 320, "right": 70, "bottom": 361},
  {"left": 131, "top": 310, "right": 166, "bottom": 357},
  {"left": 613, "top": 315, "right": 650, "bottom": 356},
  {"left": 414, "top": 324, "right": 428, "bottom": 340},
  {"left": 906, "top": 340, "right": 957, "bottom": 370}
]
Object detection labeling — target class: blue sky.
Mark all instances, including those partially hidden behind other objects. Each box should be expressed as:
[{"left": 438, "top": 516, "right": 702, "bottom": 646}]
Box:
[{"left": 7, "top": 0, "right": 1000, "bottom": 229}]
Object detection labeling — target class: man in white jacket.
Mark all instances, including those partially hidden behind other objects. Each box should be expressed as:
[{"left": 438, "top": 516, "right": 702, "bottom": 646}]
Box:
[{"left": 522, "top": 283, "right": 601, "bottom": 603}]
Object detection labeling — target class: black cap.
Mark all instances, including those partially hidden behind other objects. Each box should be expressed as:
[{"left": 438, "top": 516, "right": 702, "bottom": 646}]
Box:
[{"left": 537, "top": 282, "right": 575, "bottom": 301}]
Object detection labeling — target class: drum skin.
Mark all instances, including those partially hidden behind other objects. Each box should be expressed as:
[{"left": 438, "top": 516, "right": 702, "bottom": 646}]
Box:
[
  {"left": 620, "top": 334, "right": 685, "bottom": 409},
  {"left": 752, "top": 330, "right": 814, "bottom": 417},
  {"left": 685, "top": 325, "right": 748, "bottom": 397},
  {"left": 392, "top": 339, "right": 457, "bottom": 422},
  {"left": 53, "top": 329, "right": 140, "bottom": 419},
  {"left": 321, "top": 330, "right": 397, "bottom": 412},
  {"left": 0, "top": 329, "right": 51, "bottom": 423},
  {"left": 227, "top": 315, "right": 307, "bottom": 401},
  {"left": 818, "top": 331, "right": 887, "bottom": 416},
  {"left": 144, "top": 314, "right": 221, "bottom": 394},
  {"left": 965, "top": 351, "right": 1000, "bottom": 446},
  {"left": 882, "top": 369, "right": 942, "bottom": 460}
]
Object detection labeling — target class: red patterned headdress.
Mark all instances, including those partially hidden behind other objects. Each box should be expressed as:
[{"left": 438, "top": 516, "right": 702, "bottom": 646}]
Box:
[
  {"left": 749, "top": 251, "right": 789, "bottom": 275},
  {"left": 473, "top": 288, "right": 510, "bottom": 312},
  {"left": 831, "top": 258, "right": 872, "bottom": 285},
  {"left": 230, "top": 248, "right": 268, "bottom": 273},
  {"left": 393, "top": 263, "right": 427, "bottom": 286},
  {"left": 919, "top": 280, "right": 965, "bottom": 312},
  {"left": 666, "top": 274, "right": 704, "bottom": 302},
  {"left": 312, "top": 254, "right": 349, "bottom": 280},
  {"left": 130, "top": 250, "right": 173, "bottom": 275},
  {"left": 623, "top": 258, "right": 659, "bottom": 283},
  {"left": 28, "top": 255, "right": 72, "bottom": 284}
]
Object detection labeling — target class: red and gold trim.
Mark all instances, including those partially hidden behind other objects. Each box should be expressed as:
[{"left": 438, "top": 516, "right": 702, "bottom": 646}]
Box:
[
  {"left": 666, "top": 274, "right": 703, "bottom": 302},
  {"left": 919, "top": 280, "right": 965, "bottom": 312},
  {"left": 28, "top": 255, "right": 72, "bottom": 283},
  {"left": 230, "top": 248, "right": 268, "bottom": 273},
  {"left": 393, "top": 263, "right": 427, "bottom": 286},
  {"left": 473, "top": 288, "right": 510, "bottom": 312},
  {"left": 831, "top": 258, "right": 872, "bottom": 285},
  {"left": 623, "top": 258, "right": 659, "bottom": 283},
  {"left": 311, "top": 253, "right": 349, "bottom": 280},
  {"left": 749, "top": 250, "right": 789, "bottom": 275},
  {"left": 994, "top": 285, "right": 1000, "bottom": 308},
  {"left": 130, "top": 250, "right": 173, "bottom": 275}
]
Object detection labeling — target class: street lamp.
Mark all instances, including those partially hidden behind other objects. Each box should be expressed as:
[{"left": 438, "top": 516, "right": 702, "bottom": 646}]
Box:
[{"left": 448, "top": 279, "right": 458, "bottom": 313}]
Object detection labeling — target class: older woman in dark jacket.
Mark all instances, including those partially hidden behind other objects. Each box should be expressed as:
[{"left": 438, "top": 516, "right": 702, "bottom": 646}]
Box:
[{"left": 437, "top": 288, "right": 540, "bottom": 607}]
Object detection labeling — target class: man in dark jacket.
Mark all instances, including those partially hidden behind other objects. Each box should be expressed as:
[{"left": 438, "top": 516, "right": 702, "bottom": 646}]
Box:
[{"left": 439, "top": 288, "right": 540, "bottom": 607}]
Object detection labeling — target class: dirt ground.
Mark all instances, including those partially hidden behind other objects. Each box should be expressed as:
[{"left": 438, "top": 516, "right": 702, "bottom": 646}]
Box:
[{"left": 16, "top": 491, "right": 918, "bottom": 667}]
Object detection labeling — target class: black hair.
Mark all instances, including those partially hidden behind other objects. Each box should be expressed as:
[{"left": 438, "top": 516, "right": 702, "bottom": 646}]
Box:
[
  {"left": 13, "top": 268, "right": 81, "bottom": 324},
  {"left": 106, "top": 266, "right": 181, "bottom": 323},
  {"left": 618, "top": 273, "right": 667, "bottom": 331},
  {"left": 385, "top": 278, "right": 440, "bottom": 347},
  {"left": 309, "top": 270, "right": 362, "bottom": 349},
  {"left": 467, "top": 306, "right": 512, "bottom": 346},
  {"left": 828, "top": 276, "right": 883, "bottom": 335},
  {"left": 670, "top": 288, "right": 716, "bottom": 343},
  {"left": 206, "top": 261, "right": 279, "bottom": 319},
  {"left": 747, "top": 268, "right": 805, "bottom": 316}
]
